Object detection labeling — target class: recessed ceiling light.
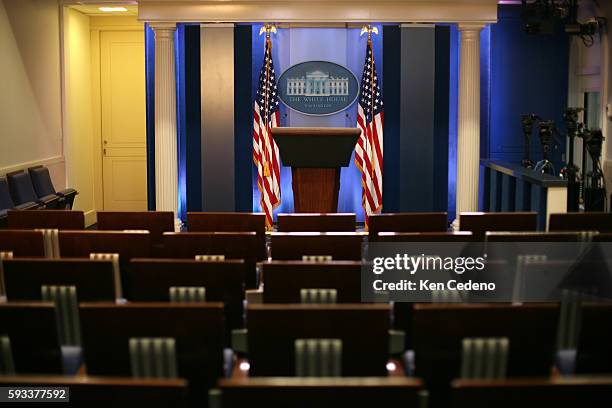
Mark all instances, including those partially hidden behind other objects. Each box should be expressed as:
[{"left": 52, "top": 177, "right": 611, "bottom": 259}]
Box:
[{"left": 98, "top": 6, "right": 128, "bottom": 12}]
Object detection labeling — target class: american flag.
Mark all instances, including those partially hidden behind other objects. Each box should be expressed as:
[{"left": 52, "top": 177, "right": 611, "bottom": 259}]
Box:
[
  {"left": 355, "top": 36, "right": 384, "bottom": 224},
  {"left": 253, "top": 36, "right": 281, "bottom": 230}
]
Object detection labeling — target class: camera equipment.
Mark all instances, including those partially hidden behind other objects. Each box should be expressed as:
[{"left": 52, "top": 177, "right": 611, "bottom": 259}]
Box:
[
  {"left": 561, "top": 107, "right": 583, "bottom": 211},
  {"left": 534, "top": 120, "right": 557, "bottom": 175},
  {"left": 520, "top": 114, "right": 539, "bottom": 168},
  {"left": 521, "top": 0, "right": 603, "bottom": 47},
  {"left": 583, "top": 128, "right": 606, "bottom": 211}
]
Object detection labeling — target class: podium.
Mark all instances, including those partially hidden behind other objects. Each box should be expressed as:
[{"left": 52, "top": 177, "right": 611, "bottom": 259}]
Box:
[{"left": 271, "top": 127, "right": 360, "bottom": 213}]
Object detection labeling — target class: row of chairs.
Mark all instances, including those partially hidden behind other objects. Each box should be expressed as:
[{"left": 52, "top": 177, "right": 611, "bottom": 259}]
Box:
[
  {"left": 0, "top": 375, "right": 608, "bottom": 408},
  {"left": 0, "top": 166, "right": 77, "bottom": 227},
  {"left": 1, "top": 298, "right": 611, "bottom": 407},
  {"left": 1, "top": 211, "right": 611, "bottom": 406},
  {"left": 5, "top": 209, "right": 612, "bottom": 236}
]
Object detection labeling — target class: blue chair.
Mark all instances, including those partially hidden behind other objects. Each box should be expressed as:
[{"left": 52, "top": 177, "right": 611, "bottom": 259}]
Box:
[
  {"left": 0, "top": 178, "right": 39, "bottom": 227},
  {"left": 6, "top": 171, "right": 59, "bottom": 209},
  {"left": 28, "top": 166, "right": 78, "bottom": 209}
]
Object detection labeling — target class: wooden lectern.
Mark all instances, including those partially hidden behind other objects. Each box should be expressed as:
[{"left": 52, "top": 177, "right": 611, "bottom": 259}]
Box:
[{"left": 271, "top": 127, "right": 360, "bottom": 213}]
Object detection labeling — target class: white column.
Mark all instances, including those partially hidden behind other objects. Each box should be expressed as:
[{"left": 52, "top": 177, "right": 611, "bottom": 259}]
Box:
[
  {"left": 151, "top": 23, "right": 181, "bottom": 231},
  {"left": 455, "top": 23, "right": 485, "bottom": 229}
]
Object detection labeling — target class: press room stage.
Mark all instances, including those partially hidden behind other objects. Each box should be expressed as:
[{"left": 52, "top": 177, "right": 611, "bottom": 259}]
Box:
[{"left": 140, "top": 4, "right": 571, "bottom": 228}]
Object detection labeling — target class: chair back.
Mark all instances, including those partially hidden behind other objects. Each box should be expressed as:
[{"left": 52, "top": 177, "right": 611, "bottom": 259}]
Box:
[
  {"left": 0, "top": 230, "right": 46, "bottom": 257},
  {"left": 96, "top": 212, "right": 175, "bottom": 246},
  {"left": 270, "top": 232, "right": 364, "bottom": 260},
  {"left": 0, "top": 302, "right": 63, "bottom": 373},
  {"left": 262, "top": 261, "right": 361, "bottom": 303},
  {"left": 8, "top": 210, "right": 85, "bottom": 230},
  {"left": 277, "top": 213, "right": 356, "bottom": 232},
  {"left": 6, "top": 171, "right": 39, "bottom": 205},
  {"left": 369, "top": 212, "right": 448, "bottom": 239},
  {"left": 28, "top": 166, "right": 57, "bottom": 197},
  {"left": 247, "top": 304, "right": 390, "bottom": 376},
  {"left": 0, "top": 178, "right": 14, "bottom": 210},
  {"left": 549, "top": 212, "right": 612, "bottom": 232}
]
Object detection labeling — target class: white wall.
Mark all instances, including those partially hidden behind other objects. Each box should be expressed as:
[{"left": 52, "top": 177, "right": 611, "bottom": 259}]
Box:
[
  {"left": 63, "top": 7, "right": 96, "bottom": 225},
  {"left": 0, "top": 0, "right": 64, "bottom": 187}
]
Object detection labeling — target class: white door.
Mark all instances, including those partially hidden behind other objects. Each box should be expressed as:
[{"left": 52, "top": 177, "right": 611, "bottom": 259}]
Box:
[{"left": 100, "top": 30, "right": 147, "bottom": 211}]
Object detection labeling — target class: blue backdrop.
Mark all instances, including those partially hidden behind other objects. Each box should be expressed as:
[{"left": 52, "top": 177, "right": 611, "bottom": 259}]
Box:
[
  {"left": 144, "top": 6, "right": 570, "bottom": 221},
  {"left": 251, "top": 25, "right": 383, "bottom": 222}
]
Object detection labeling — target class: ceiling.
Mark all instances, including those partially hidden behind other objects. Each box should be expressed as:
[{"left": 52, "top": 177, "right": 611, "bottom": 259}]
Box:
[{"left": 68, "top": 4, "right": 138, "bottom": 16}]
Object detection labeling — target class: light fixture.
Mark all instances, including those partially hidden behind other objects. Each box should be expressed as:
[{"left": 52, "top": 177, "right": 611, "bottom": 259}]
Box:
[
  {"left": 98, "top": 6, "right": 128, "bottom": 12},
  {"left": 239, "top": 362, "right": 250, "bottom": 371}
]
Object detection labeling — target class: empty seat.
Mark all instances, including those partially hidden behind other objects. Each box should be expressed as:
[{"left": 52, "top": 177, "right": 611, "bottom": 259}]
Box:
[
  {"left": 459, "top": 212, "right": 538, "bottom": 240},
  {"left": 485, "top": 231, "right": 585, "bottom": 242},
  {"left": 277, "top": 213, "right": 356, "bottom": 232},
  {"left": 246, "top": 304, "right": 390, "bottom": 376},
  {"left": 0, "top": 302, "right": 63, "bottom": 374},
  {"left": 127, "top": 258, "right": 247, "bottom": 332},
  {"left": 576, "top": 303, "right": 612, "bottom": 374},
  {"left": 58, "top": 230, "right": 152, "bottom": 259},
  {"left": 187, "top": 212, "right": 266, "bottom": 256},
  {"left": 0, "top": 230, "right": 46, "bottom": 257},
  {"left": 270, "top": 232, "right": 365, "bottom": 260},
  {"left": 28, "top": 165, "right": 78, "bottom": 209},
  {"left": 162, "top": 232, "right": 264, "bottom": 288},
  {"left": 0, "top": 375, "right": 189, "bottom": 407},
  {"left": 3, "top": 258, "right": 117, "bottom": 301},
  {"left": 80, "top": 302, "right": 225, "bottom": 407},
  {"left": 376, "top": 231, "right": 473, "bottom": 242},
  {"left": 413, "top": 304, "right": 558, "bottom": 406},
  {"left": 369, "top": 212, "right": 448, "bottom": 239},
  {"left": 58, "top": 230, "right": 152, "bottom": 298},
  {"left": 97, "top": 211, "right": 175, "bottom": 247},
  {"left": 451, "top": 377, "right": 612, "bottom": 408},
  {"left": 6, "top": 170, "right": 60, "bottom": 209},
  {"left": 549, "top": 212, "right": 612, "bottom": 232},
  {"left": 8, "top": 210, "right": 85, "bottom": 230},
  {"left": 214, "top": 377, "right": 424, "bottom": 408},
  {"left": 3, "top": 258, "right": 117, "bottom": 348},
  {"left": 262, "top": 261, "right": 361, "bottom": 303},
  {"left": 0, "top": 178, "right": 38, "bottom": 227}
]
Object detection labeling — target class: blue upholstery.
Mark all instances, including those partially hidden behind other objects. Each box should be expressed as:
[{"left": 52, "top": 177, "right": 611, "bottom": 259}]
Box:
[
  {"left": 61, "top": 345, "right": 83, "bottom": 375},
  {"left": 224, "top": 348, "right": 234, "bottom": 378},
  {"left": 556, "top": 349, "right": 577, "bottom": 375},
  {"left": 0, "top": 179, "right": 13, "bottom": 211},
  {"left": 29, "top": 166, "right": 77, "bottom": 209},
  {"left": 6, "top": 171, "right": 59, "bottom": 208},
  {"left": 403, "top": 350, "right": 415, "bottom": 376},
  {"left": 0, "top": 178, "right": 38, "bottom": 221}
]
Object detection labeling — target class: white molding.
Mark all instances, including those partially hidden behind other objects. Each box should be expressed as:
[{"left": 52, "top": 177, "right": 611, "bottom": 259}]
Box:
[
  {"left": 138, "top": 0, "right": 498, "bottom": 24},
  {"left": 400, "top": 23, "right": 435, "bottom": 28},
  {"left": 200, "top": 23, "right": 235, "bottom": 28},
  {"left": 0, "top": 156, "right": 65, "bottom": 177}
]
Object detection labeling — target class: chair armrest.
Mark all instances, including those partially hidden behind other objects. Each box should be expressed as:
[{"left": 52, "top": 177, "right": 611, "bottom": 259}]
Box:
[
  {"left": 14, "top": 202, "right": 40, "bottom": 210},
  {"left": 38, "top": 194, "right": 60, "bottom": 207},
  {"left": 57, "top": 188, "right": 77, "bottom": 197}
]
